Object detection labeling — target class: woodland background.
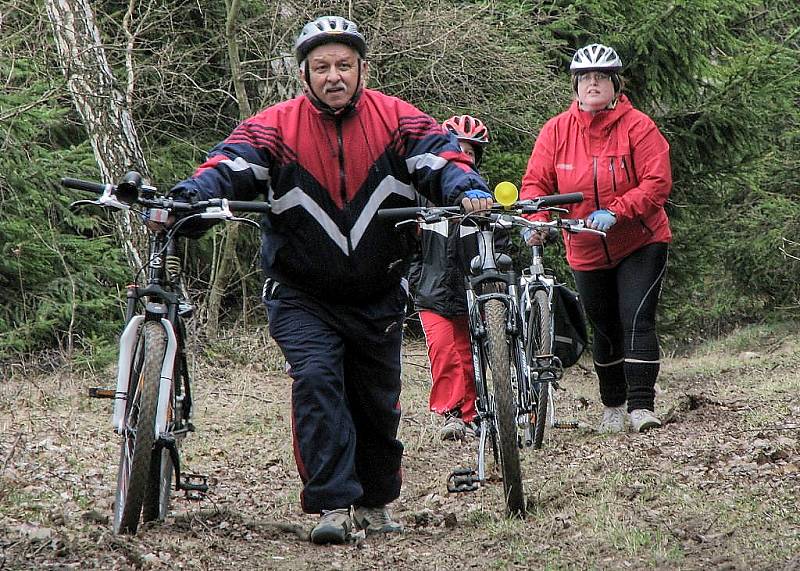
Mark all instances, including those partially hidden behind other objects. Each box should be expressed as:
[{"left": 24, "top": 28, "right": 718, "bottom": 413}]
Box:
[{"left": 0, "top": 0, "right": 799, "bottom": 368}]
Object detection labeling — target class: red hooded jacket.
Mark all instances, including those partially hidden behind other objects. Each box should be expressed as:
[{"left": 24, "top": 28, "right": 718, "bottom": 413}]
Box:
[{"left": 521, "top": 94, "right": 672, "bottom": 271}]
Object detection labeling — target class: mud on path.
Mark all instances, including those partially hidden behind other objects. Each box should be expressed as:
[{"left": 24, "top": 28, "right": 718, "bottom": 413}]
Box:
[{"left": 1, "top": 324, "right": 799, "bottom": 570}]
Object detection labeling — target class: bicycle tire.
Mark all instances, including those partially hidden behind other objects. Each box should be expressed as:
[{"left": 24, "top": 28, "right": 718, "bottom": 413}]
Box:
[
  {"left": 143, "top": 446, "right": 173, "bottom": 523},
  {"left": 485, "top": 298, "right": 526, "bottom": 516},
  {"left": 113, "top": 321, "right": 166, "bottom": 534},
  {"left": 526, "top": 289, "right": 553, "bottom": 449}
]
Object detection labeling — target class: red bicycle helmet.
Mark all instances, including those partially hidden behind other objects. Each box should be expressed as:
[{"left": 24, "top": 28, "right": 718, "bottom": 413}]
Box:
[{"left": 442, "top": 115, "right": 490, "bottom": 146}]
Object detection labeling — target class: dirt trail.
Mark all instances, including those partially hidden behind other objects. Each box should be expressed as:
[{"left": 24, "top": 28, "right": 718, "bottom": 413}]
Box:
[{"left": 1, "top": 325, "right": 799, "bottom": 570}]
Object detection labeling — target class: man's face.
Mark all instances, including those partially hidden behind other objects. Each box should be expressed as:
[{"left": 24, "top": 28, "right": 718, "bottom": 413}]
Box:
[{"left": 302, "top": 43, "right": 366, "bottom": 109}]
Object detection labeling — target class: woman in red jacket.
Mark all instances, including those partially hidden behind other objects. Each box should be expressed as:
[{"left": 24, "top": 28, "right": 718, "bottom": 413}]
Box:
[{"left": 521, "top": 43, "right": 672, "bottom": 433}]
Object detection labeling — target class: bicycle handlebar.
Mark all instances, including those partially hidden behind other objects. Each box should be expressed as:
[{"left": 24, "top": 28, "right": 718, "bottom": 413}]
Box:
[
  {"left": 376, "top": 205, "right": 461, "bottom": 221},
  {"left": 377, "top": 200, "right": 605, "bottom": 237},
  {"left": 531, "top": 192, "right": 584, "bottom": 207},
  {"left": 61, "top": 175, "right": 270, "bottom": 214}
]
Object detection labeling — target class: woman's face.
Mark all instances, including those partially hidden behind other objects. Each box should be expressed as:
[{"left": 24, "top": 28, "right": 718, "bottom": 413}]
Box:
[{"left": 575, "top": 71, "right": 616, "bottom": 113}]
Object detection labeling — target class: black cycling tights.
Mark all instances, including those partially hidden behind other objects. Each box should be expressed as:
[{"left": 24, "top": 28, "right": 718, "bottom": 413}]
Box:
[{"left": 572, "top": 242, "right": 669, "bottom": 412}]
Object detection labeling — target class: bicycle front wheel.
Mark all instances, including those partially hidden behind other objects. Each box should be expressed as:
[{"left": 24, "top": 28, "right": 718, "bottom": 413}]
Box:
[
  {"left": 526, "top": 289, "right": 553, "bottom": 449},
  {"left": 113, "top": 321, "right": 166, "bottom": 534},
  {"left": 485, "top": 299, "right": 525, "bottom": 516}
]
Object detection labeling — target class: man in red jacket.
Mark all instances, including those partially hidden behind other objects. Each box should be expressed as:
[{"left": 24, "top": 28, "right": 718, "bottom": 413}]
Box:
[
  {"left": 171, "top": 16, "right": 491, "bottom": 544},
  {"left": 521, "top": 43, "right": 672, "bottom": 435}
]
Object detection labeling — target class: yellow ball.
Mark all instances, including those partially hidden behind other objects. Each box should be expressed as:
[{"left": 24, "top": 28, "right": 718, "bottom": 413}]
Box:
[{"left": 494, "top": 181, "right": 518, "bottom": 207}]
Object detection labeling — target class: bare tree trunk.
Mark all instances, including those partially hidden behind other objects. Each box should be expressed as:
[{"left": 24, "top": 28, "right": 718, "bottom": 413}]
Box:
[
  {"left": 44, "top": 0, "right": 149, "bottom": 270},
  {"left": 205, "top": 0, "right": 249, "bottom": 338}
]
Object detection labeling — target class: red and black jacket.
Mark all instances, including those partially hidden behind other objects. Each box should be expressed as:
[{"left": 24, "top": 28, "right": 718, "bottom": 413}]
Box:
[{"left": 173, "top": 88, "right": 487, "bottom": 301}]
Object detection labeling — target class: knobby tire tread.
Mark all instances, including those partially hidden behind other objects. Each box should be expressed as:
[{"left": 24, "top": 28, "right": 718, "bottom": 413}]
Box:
[
  {"left": 113, "top": 321, "right": 166, "bottom": 534},
  {"left": 485, "top": 299, "right": 525, "bottom": 516},
  {"left": 528, "top": 289, "right": 553, "bottom": 449},
  {"left": 142, "top": 341, "right": 181, "bottom": 523}
]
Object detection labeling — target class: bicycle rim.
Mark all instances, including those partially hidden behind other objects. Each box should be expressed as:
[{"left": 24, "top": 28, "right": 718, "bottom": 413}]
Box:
[
  {"left": 113, "top": 321, "right": 166, "bottom": 534},
  {"left": 485, "top": 298, "right": 525, "bottom": 516}
]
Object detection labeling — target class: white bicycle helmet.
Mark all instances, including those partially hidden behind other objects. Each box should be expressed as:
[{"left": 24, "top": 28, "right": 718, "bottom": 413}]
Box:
[
  {"left": 295, "top": 16, "right": 367, "bottom": 64},
  {"left": 570, "top": 43, "right": 622, "bottom": 73}
]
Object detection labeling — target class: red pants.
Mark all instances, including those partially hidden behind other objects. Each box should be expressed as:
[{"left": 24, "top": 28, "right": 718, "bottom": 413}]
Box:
[{"left": 419, "top": 310, "right": 476, "bottom": 423}]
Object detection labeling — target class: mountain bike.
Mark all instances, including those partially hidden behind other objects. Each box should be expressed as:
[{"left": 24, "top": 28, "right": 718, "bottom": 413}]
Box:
[
  {"left": 519, "top": 218, "right": 600, "bottom": 449},
  {"left": 378, "top": 184, "right": 589, "bottom": 516},
  {"left": 62, "top": 172, "right": 269, "bottom": 534}
]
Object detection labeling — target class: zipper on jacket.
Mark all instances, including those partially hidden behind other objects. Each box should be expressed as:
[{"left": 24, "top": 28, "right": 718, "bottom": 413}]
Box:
[
  {"left": 620, "top": 156, "right": 631, "bottom": 184},
  {"left": 335, "top": 117, "right": 353, "bottom": 253},
  {"left": 592, "top": 156, "right": 612, "bottom": 265},
  {"left": 592, "top": 157, "right": 601, "bottom": 206},
  {"left": 610, "top": 157, "right": 617, "bottom": 195}
]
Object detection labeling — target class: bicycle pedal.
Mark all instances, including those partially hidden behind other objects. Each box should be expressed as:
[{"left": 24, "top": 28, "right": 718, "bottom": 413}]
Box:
[
  {"left": 87, "top": 387, "right": 116, "bottom": 399},
  {"left": 447, "top": 468, "right": 480, "bottom": 493},
  {"left": 553, "top": 420, "right": 580, "bottom": 429},
  {"left": 180, "top": 473, "right": 209, "bottom": 500}
]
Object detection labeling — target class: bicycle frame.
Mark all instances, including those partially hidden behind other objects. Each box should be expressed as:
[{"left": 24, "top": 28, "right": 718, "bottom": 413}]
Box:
[
  {"left": 114, "top": 232, "right": 187, "bottom": 439},
  {"left": 462, "top": 222, "right": 526, "bottom": 485}
]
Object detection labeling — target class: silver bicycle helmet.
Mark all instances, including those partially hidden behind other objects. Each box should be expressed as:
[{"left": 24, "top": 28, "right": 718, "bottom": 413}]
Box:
[
  {"left": 295, "top": 16, "right": 367, "bottom": 64},
  {"left": 570, "top": 43, "right": 622, "bottom": 72}
]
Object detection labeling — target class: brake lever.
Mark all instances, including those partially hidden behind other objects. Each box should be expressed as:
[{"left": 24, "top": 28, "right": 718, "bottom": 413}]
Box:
[
  {"left": 229, "top": 216, "right": 261, "bottom": 230},
  {"left": 69, "top": 199, "right": 102, "bottom": 211}
]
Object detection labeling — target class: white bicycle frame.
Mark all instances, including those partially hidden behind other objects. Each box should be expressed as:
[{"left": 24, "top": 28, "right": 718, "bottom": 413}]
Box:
[
  {"left": 112, "top": 315, "right": 179, "bottom": 439},
  {"left": 519, "top": 271, "right": 559, "bottom": 428}
]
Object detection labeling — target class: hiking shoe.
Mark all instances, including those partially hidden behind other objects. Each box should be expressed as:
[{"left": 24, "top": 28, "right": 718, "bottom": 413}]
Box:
[
  {"left": 462, "top": 421, "right": 476, "bottom": 440},
  {"left": 598, "top": 405, "right": 627, "bottom": 434},
  {"left": 630, "top": 409, "right": 662, "bottom": 432},
  {"left": 310, "top": 508, "right": 352, "bottom": 544},
  {"left": 440, "top": 414, "right": 467, "bottom": 441},
  {"left": 353, "top": 505, "right": 403, "bottom": 535}
]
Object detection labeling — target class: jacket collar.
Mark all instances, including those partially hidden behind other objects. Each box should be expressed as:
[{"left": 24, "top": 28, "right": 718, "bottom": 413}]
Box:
[{"left": 570, "top": 94, "right": 632, "bottom": 129}]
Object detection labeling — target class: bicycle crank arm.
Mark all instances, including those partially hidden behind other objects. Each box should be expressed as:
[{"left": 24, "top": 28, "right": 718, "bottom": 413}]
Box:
[{"left": 87, "top": 387, "right": 116, "bottom": 399}]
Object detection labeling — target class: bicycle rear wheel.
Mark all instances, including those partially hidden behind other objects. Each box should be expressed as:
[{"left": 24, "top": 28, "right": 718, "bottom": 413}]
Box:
[
  {"left": 113, "top": 321, "right": 166, "bottom": 534},
  {"left": 485, "top": 299, "right": 525, "bottom": 516},
  {"left": 525, "top": 289, "right": 553, "bottom": 449}
]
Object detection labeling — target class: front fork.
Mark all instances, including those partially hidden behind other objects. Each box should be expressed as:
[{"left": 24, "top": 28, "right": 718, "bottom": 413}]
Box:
[
  {"left": 112, "top": 313, "right": 178, "bottom": 440},
  {"left": 464, "top": 285, "right": 524, "bottom": 485}
]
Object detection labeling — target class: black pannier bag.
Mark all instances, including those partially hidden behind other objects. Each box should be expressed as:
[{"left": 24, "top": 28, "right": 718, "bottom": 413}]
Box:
[{"left": 552, "top": 284, "right": 588, "bottom": 368}]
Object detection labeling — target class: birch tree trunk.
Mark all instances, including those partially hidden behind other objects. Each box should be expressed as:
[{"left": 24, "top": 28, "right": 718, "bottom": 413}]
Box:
[{"left": 45, "top": 0, "right": 149, "bottom": 270}]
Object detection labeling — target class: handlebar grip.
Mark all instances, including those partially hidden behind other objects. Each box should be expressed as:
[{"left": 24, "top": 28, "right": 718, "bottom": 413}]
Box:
[
  {"left": 61, "top": 177, "right": 107, "bottom": 195},
  {"left": 227, "top": 200, "right": 271, "bottom": 213},
  {"left": 377, "top": 207, "right": 424, "bottom": 220},
  {"left": 537, "top": 192, "right": 584, "bottom": 206}
]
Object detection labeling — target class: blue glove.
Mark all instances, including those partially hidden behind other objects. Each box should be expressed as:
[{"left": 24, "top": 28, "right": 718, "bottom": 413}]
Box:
[
  {"left": 463, "top": 189, "right": 492, "bottom": 201},
  {"left": 586, "top": 209, "right": 617, "bottom": 231},
  {"left": 458, "top": 189, "right": 493, "bottom": 213}
]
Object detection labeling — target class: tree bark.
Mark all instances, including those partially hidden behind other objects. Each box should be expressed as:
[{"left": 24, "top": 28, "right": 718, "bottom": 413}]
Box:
[
  {"left": 44, "top": 0, "right": 149, "bottom": 270},
  {"left": 205, "top": 0, "right": 249, "bottom": 338}
]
